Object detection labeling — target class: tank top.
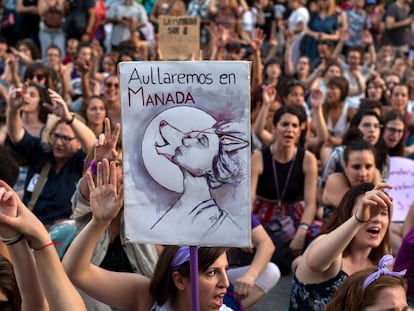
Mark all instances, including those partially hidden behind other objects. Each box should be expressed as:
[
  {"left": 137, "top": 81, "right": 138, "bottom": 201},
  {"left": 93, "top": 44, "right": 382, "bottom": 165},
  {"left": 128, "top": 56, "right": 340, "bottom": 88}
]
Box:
[
  {"left": 327, "top": 103, "right": 349, "bottom": 137},
  {"left": 289, "top": 270, "right": 348, "bottom": 310},
  {"left": 256, "top": 146, "right": 305, "bottom": 202}
]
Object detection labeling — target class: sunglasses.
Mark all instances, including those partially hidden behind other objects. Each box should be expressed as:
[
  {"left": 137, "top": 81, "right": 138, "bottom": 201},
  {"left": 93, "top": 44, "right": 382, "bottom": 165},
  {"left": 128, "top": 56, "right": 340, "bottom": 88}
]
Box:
[
  {"left": 28, "top": 73, "right": 46, "bottom": 80},
  {"left": 105, "top": 82, "right": 119, "bottom": 88}
]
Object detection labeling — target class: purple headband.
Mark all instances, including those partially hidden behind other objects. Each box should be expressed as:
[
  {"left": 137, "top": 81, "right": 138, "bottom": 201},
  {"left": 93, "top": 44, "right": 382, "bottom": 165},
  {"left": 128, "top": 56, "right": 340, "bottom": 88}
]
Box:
[
  {"left": 363, "top": 254, "right": 407, "bottom": 290},
  {"left": 171, "top": 246, "right": 192, "bottom": 271}
]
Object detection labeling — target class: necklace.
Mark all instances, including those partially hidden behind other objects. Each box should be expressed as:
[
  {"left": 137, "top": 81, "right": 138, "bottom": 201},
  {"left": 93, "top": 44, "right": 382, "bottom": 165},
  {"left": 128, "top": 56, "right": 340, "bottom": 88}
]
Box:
[{"left": 271, "top": 145, "right": 297, "bottom": 207}]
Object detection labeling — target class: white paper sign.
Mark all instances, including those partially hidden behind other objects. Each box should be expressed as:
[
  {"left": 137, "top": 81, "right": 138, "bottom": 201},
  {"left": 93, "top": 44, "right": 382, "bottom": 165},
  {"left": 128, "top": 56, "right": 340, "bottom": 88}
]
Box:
[
  {"left": 119, "top": 61, "right": 251, "bottom": 247},
  {"left": 386, "top": 156, "right": 414, "bottom": 222}
]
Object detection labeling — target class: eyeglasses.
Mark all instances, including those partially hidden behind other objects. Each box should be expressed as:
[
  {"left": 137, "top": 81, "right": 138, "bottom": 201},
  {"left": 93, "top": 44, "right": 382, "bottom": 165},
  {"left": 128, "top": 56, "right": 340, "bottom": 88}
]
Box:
[
  {"left": 385, "top": 127, "right": 404, "bottom": 135},
  {"left": 360, "top": 123, "right": 382, "bottom": 129},
  {"left": 105, "top": 82, "right": 119, "bottom": 88},
  {"left": 50, "top": 132, "right": 77, "bottom": 144}
]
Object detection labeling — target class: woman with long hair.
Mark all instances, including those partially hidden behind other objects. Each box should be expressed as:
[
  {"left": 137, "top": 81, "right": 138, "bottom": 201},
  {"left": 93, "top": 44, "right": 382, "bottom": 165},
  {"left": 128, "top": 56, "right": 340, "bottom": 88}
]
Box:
[
  {"left": 62, "top": 159, "right": 233, "bottom": 311},
  {"left": 290, "top": 183, "right": 393, "bottom": 310},
  {"left": 251, "top": 105, "right": 318, "bottom": 275},
  {"left": 78, "top": 95, "right": 107, "bottom": 137},
  {"left": 300, "top": 0, "right": 341, "bottom": 62},
  {"left": 326, "top": 254, "right": 407, "bottom": 311}
]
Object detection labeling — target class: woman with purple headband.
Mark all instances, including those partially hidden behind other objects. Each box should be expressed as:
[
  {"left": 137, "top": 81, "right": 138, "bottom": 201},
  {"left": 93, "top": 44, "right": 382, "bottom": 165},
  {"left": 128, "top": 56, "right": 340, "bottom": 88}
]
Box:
[
  {"left": 326, "top": 254, "right": 408, "bottom": 311},
  {"left": 289, "top": 183, "right": 393, "bottom": 310},
  {"left": 63, "top": 159, "right": 233, "bottom": 311}
]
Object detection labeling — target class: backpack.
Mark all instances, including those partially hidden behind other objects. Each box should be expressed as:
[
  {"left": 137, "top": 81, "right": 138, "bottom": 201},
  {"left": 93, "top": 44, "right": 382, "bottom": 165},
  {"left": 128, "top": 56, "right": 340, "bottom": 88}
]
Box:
[{"left": 43, "top": 5, "right": 63, "bottom": 28}]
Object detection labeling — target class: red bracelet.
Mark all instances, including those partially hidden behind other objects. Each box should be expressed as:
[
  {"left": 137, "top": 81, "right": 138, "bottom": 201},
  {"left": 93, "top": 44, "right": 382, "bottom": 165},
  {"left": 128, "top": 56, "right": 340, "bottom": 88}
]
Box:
[{"left": 33, "top": 241, "right": 62, "bottom": 251}]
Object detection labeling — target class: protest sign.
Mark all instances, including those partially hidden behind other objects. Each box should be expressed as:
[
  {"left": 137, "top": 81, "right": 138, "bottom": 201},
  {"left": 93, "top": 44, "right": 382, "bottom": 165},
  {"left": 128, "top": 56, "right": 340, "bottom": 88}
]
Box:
[
  {"left": 386, "top": 156, "right": 414, "bottom": 222},
  {"left": 158, "top": 16, "right": 200, "bottom": 60},
  {"left": 119, "top": 61, "right": 251, "bottom": 247}
]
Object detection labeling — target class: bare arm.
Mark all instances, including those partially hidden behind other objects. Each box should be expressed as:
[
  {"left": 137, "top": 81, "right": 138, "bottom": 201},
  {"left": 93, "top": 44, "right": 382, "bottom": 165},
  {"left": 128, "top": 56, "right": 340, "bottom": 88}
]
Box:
[
  {"left": 306, "top": 89, "right": 328, "bottom": 153},
  {"left": 249, "top": 28, "right": 265, "bottom": 90},
  {"left": 233, "top": 224, "right": 275, "bottom": 299},
  {"left": 0, "top": 186, "right": 48, "bottom": 311},
  {"left": 6, "top": 87, "right": 26, "bottom": 144},
  {"left": 385, "top": 15, "right": 412, "bottom": 30},
  {"left": 44, "top": 90, "right": 95, "bottom": 153},
  {"left": 250, "top": 150, "right": 263, "bottom": 207},
  {"left": 63, "top": 161, "right": 153, "bottom": 311},
  {"left": 322, "top": 173, "right": 350, "bottom": 207},
  {"left": 289, "top": 151, "right": 317, "bottom": 256},
  {"left": 284, "top": 33, "right": 295, "bottom": 76},
  {"left": 297, "top": 183, "right": 392, "bottom": 282},
  {"left": 0, "top": 180, "right": 86, "bottom": 311},
  {"left": 253, "top": 85, "right": 276, "bottom": 147}
]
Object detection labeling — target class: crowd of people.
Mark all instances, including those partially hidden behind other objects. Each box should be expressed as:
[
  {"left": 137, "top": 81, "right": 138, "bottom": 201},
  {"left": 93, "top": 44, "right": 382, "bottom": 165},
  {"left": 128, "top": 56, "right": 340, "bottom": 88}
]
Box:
[{"left": 0, "top": 0, "right": 413, "bottom": 309}]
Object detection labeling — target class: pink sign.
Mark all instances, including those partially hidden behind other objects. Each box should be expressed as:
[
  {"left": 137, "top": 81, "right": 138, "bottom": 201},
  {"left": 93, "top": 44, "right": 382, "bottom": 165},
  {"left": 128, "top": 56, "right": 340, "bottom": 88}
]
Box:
[{"left": 387, "top": 156, "right": 414, "bottom": 222}]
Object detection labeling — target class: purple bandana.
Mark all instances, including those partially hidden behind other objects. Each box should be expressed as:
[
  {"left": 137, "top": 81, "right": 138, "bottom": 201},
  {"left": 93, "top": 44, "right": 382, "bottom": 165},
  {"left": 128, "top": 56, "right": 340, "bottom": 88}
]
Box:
[{"left": 363, "top": 254, "right": 407, "bottom": 290}]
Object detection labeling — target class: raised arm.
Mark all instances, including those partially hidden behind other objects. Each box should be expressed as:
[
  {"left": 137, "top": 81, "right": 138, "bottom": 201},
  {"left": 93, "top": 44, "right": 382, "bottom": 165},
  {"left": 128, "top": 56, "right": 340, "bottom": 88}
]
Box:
[
  {"left": 0, "top": 184, "right": 48, "bottom": 311},
  {"left": 252, "top": 84, "right": 276, "bottom": 146},
  {"left": 0, "top": 180, "right": 86, "bottom": 311},
  {"left": 249, "top": 28, "right": 265, "bottom": 90},
  {"left": 306, "top": 88, "right": 328, "bottom": 153},
  {"left": 6, "top": 86, "right": 26, "bottom": 144},
  {"left": 298, "top": 183, "right": 392, "bottom": 281},
  {"left": 284, "top": 32, "right": 295, "bottom": 76},
  {"left": 63, "top": 160, "right": 152, "bottom": 311},
  {"left": 79, "top": 118, "right": 121, "bottom": 201},
  {"left": 44, "top": 89, "right": 95, "bottom": 153}
]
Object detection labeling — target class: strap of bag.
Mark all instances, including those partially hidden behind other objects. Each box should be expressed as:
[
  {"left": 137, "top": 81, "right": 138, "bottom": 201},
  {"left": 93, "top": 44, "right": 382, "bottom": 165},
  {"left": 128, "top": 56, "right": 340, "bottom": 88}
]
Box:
[
  {"left": 164, "top": 0, "right": 178, "bottom": 16},
  {"left": 27, "top": 161, "right": 51, "bottom": 211}
]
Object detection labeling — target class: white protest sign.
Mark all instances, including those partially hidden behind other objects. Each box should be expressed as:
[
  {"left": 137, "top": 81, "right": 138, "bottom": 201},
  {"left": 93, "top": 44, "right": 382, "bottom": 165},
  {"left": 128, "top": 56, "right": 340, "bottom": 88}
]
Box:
[
  {"left": 119, "top": 61, "right": 251, "bottom": 247},
  {"left": 386, "top": 156, "right": 414, "bottom": 222}
]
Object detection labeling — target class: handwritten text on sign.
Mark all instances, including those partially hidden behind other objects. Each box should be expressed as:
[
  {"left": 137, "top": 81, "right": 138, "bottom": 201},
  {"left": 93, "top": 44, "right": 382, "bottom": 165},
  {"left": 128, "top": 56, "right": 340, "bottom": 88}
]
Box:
[
  {"left": 386, "top": 156, "right": 414, "bottom": 222},
  {"left": 126, "top": 66, "right": 237, "bottom": 107},
  {"left": 159, "top": 16, "right": 200, "bottom": 60}
]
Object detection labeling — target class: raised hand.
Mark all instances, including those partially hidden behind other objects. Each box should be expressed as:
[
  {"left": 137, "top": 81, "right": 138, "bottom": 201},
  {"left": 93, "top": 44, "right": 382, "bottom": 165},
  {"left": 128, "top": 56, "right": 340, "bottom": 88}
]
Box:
[
  {"left": 0, "top": 185, "right": 18, "bottom": 238},
  {"left": 356, "top": 183, "right": 393, "bottom": 222},
  {"left": 0, "top": 180, "right": 50, "bottom": 248},
  {"left": 95, "top": 118, "right": 121, "bottom": 163},
  {"left": 361, "top": 30, "right": 373, "bottom": 46},
  {"left": 43, "top": 89, "right": 72, "bottom": 122},
  {"left": 7, "top": 86, "right": 26, "bottom": 112},
  {"left": 249, "top": 28, "right": 266, "bottom": 51},
  {"left": 309, "top": 88, "right": 324, "bottom": 110},
  {"left": 86, "top": 159, "right": 124, "bottom": 225},
  {"left": 262, "top": 84, "right": 277, "bottom": 105}
]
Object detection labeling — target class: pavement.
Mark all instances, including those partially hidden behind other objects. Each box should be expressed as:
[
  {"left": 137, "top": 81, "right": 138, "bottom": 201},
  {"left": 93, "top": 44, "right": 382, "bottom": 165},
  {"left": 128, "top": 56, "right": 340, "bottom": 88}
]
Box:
[{"left": 249, "top": 274, "right": 293, "bottom": 311}]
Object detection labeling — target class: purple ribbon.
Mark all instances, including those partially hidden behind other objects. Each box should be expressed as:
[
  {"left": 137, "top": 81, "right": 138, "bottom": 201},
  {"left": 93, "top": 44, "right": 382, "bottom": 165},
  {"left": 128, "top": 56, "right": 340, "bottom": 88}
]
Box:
[
  {"left": 171, "top": 246, "right": 191, "bottom": 271},
  {"left": 363, "top": 254, "right": 407, "bottom": 290}
]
